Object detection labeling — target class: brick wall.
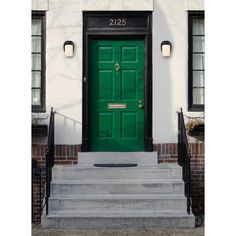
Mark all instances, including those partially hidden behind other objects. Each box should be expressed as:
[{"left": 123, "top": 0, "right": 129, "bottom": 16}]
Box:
[
  {"left": 189, "top": 143, "right": 204, "bottom": 214},
  {"left": 154, "top": 143, "right": 205, "bottom": 214},
  {"left": 32, "top": 144, "right": 80, "bottom": 224}
]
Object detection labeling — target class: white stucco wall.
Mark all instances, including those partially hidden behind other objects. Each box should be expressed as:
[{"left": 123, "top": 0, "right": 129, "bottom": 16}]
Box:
[
  {"left": 152, "top": 0, "right": 204, "bottom": 143},
  {"left": 32, "top": 0, "right": 49, "bottom": 11},
  {"left": 153, "top": 0, "right": 185, "bottom": 143},
  {"left": 32, "top": 0, "right": 204, "bottom": 145}
]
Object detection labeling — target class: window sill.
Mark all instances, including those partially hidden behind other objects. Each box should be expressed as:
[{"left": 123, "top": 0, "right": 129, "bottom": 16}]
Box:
[{"left": 188, "top": 106, "right": 204, "bottom": 112}]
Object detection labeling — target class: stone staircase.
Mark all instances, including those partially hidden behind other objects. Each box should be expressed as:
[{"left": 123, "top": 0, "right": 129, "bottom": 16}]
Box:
[{"left": 41, "top": 152, "right": 194, "bottom": 228}]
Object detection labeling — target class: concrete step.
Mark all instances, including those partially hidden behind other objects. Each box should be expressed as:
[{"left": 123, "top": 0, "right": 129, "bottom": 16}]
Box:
[
  {"left": 78, "top": 152, "right": 157, "bottom": 166},
  {"left": 48, "top": 194, "right": 187, "bottom": 212},
  {"left": 41, "top": 211, "right": 195, "bottom": 228},
  {"left": 52, "top": 164, "right": 182, "bottom": 180},
  {"left": 51, "top": 179, "right": 184, "bottom": 195},
  {"left": 42, "top": 155, "right": 193, "bottom": 229}
]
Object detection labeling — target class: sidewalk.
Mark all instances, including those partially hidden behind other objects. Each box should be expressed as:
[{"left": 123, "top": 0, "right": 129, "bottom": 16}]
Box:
[{"left": 32, "top": 224, "right": 204, "bottom": 236}]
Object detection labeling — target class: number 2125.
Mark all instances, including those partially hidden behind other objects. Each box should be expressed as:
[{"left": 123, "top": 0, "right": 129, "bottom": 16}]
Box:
[{"left": 109, "top": 18, "right": 127, "bottom": 26}]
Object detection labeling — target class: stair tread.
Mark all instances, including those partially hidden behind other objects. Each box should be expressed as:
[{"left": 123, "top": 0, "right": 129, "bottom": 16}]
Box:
[
  {"left": 52, "top": 179, "right": 183, "bottom": 184},
  {"left": 46, "top": 210, "right": 193, "bottom": 218},
  {"left": 53, "top": 163, "right": 181, "bottom": 170},
  {"left": 49, "top": 194, "right": 186, "bottom": 200}
]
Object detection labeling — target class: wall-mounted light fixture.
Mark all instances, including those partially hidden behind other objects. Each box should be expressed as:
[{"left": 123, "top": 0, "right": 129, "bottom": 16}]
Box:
[
  {"left": 161, "top": 41, "right": 172, "bottom": 57},
  {"left": 63, "top": 41, "right": 74, "bottom": 57}
]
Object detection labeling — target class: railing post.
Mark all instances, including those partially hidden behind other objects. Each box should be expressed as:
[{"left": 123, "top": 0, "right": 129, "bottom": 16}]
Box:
[
  {"left": 52, "top": 109, "right": 54, "bottom": 167},
  {"left": 177, "top": 108, "right": 191, "bottom": 215},
  {"left": 177, "top": 111, "right": 182, "bottom": 166},
  {"left": 44, "top": 107, "right": 55, "bottom": 216}
]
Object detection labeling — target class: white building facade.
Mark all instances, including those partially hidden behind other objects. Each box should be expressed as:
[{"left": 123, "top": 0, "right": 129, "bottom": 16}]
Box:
[{"left": 32, "top": 0, "right": 204, "bottom": 147}]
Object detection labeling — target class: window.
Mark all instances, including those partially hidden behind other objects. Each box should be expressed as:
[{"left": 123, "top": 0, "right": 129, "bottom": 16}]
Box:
[
  {"left": 188, "top": 12, "right": 205, "bottom": 111},
  {"left": 32, "top": 12, "right": 45, "bottom": 112}
]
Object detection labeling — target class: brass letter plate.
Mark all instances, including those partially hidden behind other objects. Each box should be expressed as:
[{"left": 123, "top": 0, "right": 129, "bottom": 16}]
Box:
[{"left": 108, "top": 103, "right": 127, "bottom": 109}]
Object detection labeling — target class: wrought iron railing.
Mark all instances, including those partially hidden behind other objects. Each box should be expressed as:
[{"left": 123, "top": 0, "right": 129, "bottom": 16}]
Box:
[
  {"left": 42, "top": 107, "right": 55, "bottom": 215},
  {"left": 178, "top": 108, "right": 191, "bottom": 214}
]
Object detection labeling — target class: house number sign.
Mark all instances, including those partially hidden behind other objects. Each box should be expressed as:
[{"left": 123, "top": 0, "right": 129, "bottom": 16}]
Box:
[{"left": 86, "top": 15, "right": 149, "bottom": 30}]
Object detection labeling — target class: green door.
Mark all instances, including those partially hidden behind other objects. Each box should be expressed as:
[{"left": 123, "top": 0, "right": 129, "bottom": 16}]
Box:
[{"left": 89, "top": 39, "right": 144, "bottom": 151}]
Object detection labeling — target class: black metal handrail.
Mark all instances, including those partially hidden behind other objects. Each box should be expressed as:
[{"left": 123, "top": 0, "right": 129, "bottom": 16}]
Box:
[
  {"left": 42, "top": 107, "right": 55, "bottom": 215},
  {"left": 178, "top": 108, "right": 191, "bottom": 214}
]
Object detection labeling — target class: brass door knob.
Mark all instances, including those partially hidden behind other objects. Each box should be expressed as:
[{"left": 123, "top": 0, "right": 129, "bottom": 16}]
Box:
[{"left": 139, "top": 104, "right": 144, "bottom": 109}]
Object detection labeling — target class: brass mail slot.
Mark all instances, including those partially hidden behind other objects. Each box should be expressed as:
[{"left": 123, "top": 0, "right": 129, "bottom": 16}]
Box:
[{"left": 107, "top": 103, "right": 127, "bottom": 109}]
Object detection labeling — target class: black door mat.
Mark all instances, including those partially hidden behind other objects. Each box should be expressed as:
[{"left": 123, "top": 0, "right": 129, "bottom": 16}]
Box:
[{"left": 94, "top": 164, "right": 137, "bottom": 167}]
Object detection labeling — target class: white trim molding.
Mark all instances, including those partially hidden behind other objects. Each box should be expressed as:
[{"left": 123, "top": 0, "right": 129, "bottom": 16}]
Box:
[
  {"left": 185, "top": 0, "right": 204, "bottom": 10},
  {"left": 80, "top": 0, "right": 153, "bottom": 11}
]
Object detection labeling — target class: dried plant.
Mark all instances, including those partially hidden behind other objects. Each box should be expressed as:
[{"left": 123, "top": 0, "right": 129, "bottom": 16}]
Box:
[{"left": 185, "top": 118, "right": 204, "bottom": 134}]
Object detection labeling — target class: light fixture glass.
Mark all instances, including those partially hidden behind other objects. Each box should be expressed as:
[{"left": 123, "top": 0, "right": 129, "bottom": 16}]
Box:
[
  {"left": 161, "top": 41, "right": 171, "bottom": 57},
  {"left": 63, "top": 41, "right": 74, "bottom": 57}
]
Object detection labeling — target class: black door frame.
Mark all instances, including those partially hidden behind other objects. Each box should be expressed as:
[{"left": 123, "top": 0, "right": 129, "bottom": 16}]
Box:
[{"left": 82, "top": 11, "right": 153, "bottom": 151}]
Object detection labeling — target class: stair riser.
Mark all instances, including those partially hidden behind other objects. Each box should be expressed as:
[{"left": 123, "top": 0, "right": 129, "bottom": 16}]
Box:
[
  {"left": 49, "top": 198, "right": 187, "bottom": 211},
  {"left": 41, "top": 215, "right": 195, "bottom": 229},
  {"left": 51, "top": 183, "right": 184, "bottom": 195},
  {"left": 78, "top": 152, "right": 157, "bottom": 166},
  {"left": 52, "top": 168, "right": 182, "bottom": 180}
]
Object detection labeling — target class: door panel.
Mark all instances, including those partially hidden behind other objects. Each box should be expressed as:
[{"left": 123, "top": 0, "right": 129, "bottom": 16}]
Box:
[
  {"left": 97, "top": 70, "right": 114, "bottom": 99},
  {"left": 97, "top": 112, "right": 113, "bottom": 138},
  {"left": 89, "top": 40, "right": 144, "bottom": 151},
  {"left": 121, "top": 112, "right": 137, "bottom": 138},
  {"left": 121, "top": 70, "right": 137, "bottom": 100}
]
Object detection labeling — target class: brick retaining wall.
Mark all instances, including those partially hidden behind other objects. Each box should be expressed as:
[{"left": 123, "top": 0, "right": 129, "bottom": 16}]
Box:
[
  {"left": 154, "top": 143, "right": 205, "bottom": 214},
  {"left": 32, "top": 145, "right": 80, "bottom": 224}
]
